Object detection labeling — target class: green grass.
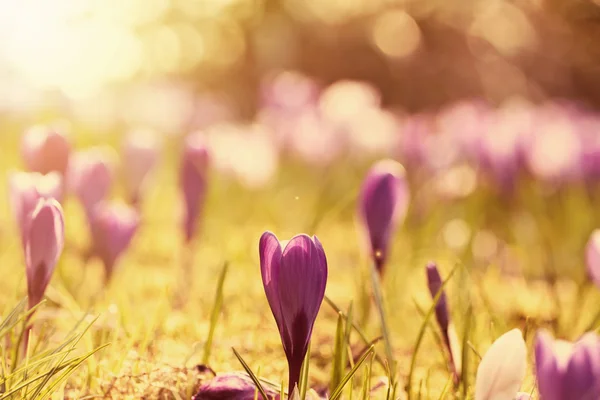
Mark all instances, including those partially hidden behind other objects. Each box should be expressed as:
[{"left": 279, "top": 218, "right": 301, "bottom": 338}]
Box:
[{"left": 1, "top": 122, "right": 600, "bottom": 398}]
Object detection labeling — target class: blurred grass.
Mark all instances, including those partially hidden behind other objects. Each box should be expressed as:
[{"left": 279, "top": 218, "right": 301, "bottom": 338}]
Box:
[{"left": 1, "top": 120, "right": 600, "bottom": 398}]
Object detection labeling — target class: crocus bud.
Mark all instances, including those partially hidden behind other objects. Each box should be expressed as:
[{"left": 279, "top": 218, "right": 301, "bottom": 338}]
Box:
[
  {"left": 192, "top": 373, "right": 280, "bottom": 400},
  {"left": 426, "top": 263, "right": 449, "bottom": 332},
  {"left": 357, "top": 159, "right": 409, "bottom": 274},
  {"left": 24, "top": 199, "right": 65, "bottom": 308},
  {"left": 21, "top": 125, "right": 71, "bottom": 175},
  {"left": 68, "top": 147, "right": 117, "bottom": 215},
  {"left": 585, "top": 230, "right": 600, "bottom": 289},
  {"left": 180, "top": 133, "right": 209, "bottom": 243},
  {"left": 259, "top": 232, "right": 328, "bottom": 394},
  {"left": 475, "top": 329, "right": 527, "bottom": 400},
  {"left": 535, "top": 330, "right": 600, "bottom": 400},
  {"left": 122, "top": 129, "right": 161, "bottom": 205},
  {"left": 9, "top": 171, "right": 63, "bottom": 245},
  {"left": 426, "top": 262, "right": 461, "bottom": 382},
  {"left": 88, "top": 202, "right": 139, "bottom": 283}
]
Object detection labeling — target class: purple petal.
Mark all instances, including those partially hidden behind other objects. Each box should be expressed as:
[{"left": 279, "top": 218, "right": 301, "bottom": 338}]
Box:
[
  {"left": 180, "top": 133, "right": 209, "bottom": 242},
  {"left": 24, "top": 199, "right": 65, "bottom": 308},
  {"left": 89, "top": 202, "right": 139, "bottom": 281},
  {"left": 68, "top": 147, "right": 116, "bottom": 213},
  {"left": 259, "top": 231, "right": 284, "bottom": 332},
  {"left": 564, "top": 333, "right": 600, "bottom": 400},
  {"left": 278, "top": 234, "right": 327, "bottom": 390},
  {"left": 192, "top": 372, "right": 280, "bottom": 400},
  {"left": 21, "top": 125, "right": 71, "bottom": 175},
  {"left": 535, "top": 331, "right": 564, "bottom": 400},
  {"left": 358, "top": 159, "right": 409, "bottom": 272},
  {"left": 425, "top": 262, "right": 450, "bottom": 332}
]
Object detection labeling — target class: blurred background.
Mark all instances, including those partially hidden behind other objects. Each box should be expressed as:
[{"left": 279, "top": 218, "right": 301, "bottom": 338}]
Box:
[{"left": 1, "top": 0, "right": 600, "bottom": 131}]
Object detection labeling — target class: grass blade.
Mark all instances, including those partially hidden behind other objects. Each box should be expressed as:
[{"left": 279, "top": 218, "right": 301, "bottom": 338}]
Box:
[
  {"left": 202, "top": 262, "right": 229, "bottom": 365},
  {"left": 406, "top": 263, "right": 459, "bottom": 399},
  {"left": 232, "top": 347, "right": 271, "bottom": 400},
  {"left": 330, "top": 312, "right": 345, "bottom": 394},
  {"left": 329, "top": 345, "right": 374, "bottom": 400},
  {"left": 299, "top": 343, "right": 310, "bottom": 400},
  {"left": 369, "top": 262, "right": 395, "bottom": 380}
]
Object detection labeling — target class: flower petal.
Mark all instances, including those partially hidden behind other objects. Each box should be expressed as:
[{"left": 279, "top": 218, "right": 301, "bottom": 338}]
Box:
[
  {"left": 534, "top": 331, "right": 563, "bottom": 400},
  {"left": 563, "top": 333, "right": 600, "bottom": 400},
  {"left": 475, "top": 329, "right": 527, "bottom": 400},
  {"left": 259, "top": 231, "right": 283, "bottom": 331},
  {"left": 25, "top": 199, "right": 65, "bottom": 307}
]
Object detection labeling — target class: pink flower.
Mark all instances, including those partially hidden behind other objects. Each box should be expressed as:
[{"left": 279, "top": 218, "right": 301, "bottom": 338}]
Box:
[
  {"left": 121, "top": 129, "right": 161, "bottom": 205},
  {"left": 193, "top": 373, "right": 280, "bottom": 400},
  {"left": 357, "top": 159, "right": 409, "bottom": 274},
  {"left": 9, "top": 171, "right": 63, "bottom": 245},
  {"left": 88, "top": 202, "right": 139, "bottom": 282},
  {"left": 180, "top": 133, "right": 209, "bottom": 243},
  {"left": 68, "top": 147, "right": 117, "bottom": 214},
  {"left": 24, "top": 199, "right": 65, "bottom": 308},
  {"left": 259, "top": 232, "right": 328, "bottom": 394},
  {"left": 21, "top": 125, "right": 71, "bottom": 175}
]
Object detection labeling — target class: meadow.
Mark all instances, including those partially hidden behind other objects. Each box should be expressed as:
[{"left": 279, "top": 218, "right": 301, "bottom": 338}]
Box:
[{"left": 1, "top": 82, "right": 600, "bottom": 400}]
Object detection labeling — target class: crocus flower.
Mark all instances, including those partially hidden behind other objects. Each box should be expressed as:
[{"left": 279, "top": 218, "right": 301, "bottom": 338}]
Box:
[
  {"left": 68, "top": 147, "right": 117, "bottom": 215},
  {"left": 475, "top": 329, "right": 527, "bottom": 400},
  {"left": 192, "top": 373, "right": 280, "bottom": 400},
  {"left": 535, "top": 330, "right": 600, "bottom": 400},
  {"left": 21, "top": 125, "right": 71, "bottom": 175},
  {"left": 88, "top": 202, "right": 139, "bottom": 282},
  {"left": 24, "top": 198, "right": 65, "bottom": 309},
  {"left": 357, "top": 159, "right": 409, "bottom": 274},
  {"left": 426, "top": 262, "right": 461, "bottom": 382},
  {"left": 9, "top": 171, "right": 63, "bottom": 245},
  {"left": 259, "top": 232, "right": 328, "bottom": 394},
  {"left": 122, "top": 129, "right": 161, "bottom": 205},
  {"left": 180, "top": 133, "right": 209, "bottom": 243},
  {"left": 585, "top": 229, "right": 600, "bottom": 289}
]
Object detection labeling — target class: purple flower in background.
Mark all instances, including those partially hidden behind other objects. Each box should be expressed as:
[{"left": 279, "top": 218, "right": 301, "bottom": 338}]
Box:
[
  {"left": 89, "top": 202, "right": 140, "bottom": 283},
  {"left": 585, "top": 230, "right": 600, "bottom": 289},
  {"left": 21, "top": 125, "right": 71, "bottom": 175},
  {"left": 479, "top": 100, "right": 533, "bottom": 193},
  {"left": 259, "top": 232, "right": 328, "bottom": 394},
  {"left": 535, "top": 330, "right": 600, "bottom": 400},
  {"left": 192, "top": 373, "right": 280, "bottom": 400},
  {"left": 426, "top": 262, "right": 461, "bottom": 382},
  {"left": 9, "top": 171, "right": 63, "bottom": 245},
  {"left": 357, "top": 159, "right": 409, "bottom": 274},
  {"left": 122, "top": 129, "right": 161, "bottom": 206},
  {"left": 525, "top": 105, "right": 583, "bottom": 183},
  {"left": 180, "top": 133, "right": 209, "bottom": 243},
  {"left": 68, "top": 147, "right": 117, "bottom": 214},
  {"left": 24, "top": 199, "right": 65, "bottom": 309}
]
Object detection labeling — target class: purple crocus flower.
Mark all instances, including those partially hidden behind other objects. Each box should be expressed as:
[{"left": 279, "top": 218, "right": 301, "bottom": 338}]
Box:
[
  {"left": 535, "top": 330, "right": 600, "bottom": 400},
  {"left": 24, "top": 198, "right": 65, "bottom": 309},
  {"left": 180, "top": 133, "right": 209, "bottom": 243},
  {"left": 357, "top": 159, "right": 409, "bottom": 274},
  {"left": 122, "top": 129, "right": 161, "bottom": 206},
  {"left": 9, "top": 171, "right": 63, "bottom": 245},
  {"left": 88, "top": 202, "right": 140, "bottom": 283},
  {"left": 192, "top": 373, "right": 280, "bottom": 400},
  {"left": 259, "top": 231, "right": 328, "bottom": 394},
  {"left": 585, "top": 230, "right": 600, "bottom": 289},
  {"left": 426, "top": 262, "right": 461, "bottom": 382},
  {"left": 67, "top": 147, "right": 117, "bottom": 215},
  {"left": 21, "top": 125, "right": 71, "bottom": 175}
]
